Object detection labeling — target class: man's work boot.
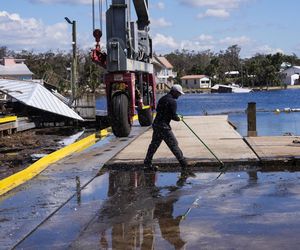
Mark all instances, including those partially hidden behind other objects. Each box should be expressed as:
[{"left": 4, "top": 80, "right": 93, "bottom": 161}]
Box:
[
  {"left": 144, "top": 160, "right": 159, "bottom": 172},
  {"left": 179, "top": 159, "right": 196, "bottom": 178},
  {"left": 144, "top": 165, "right": 159, "bottom": 172},
  {"left": 176, "top": 175, "right": 187, "bottom": 187},
  {"left": 176, "top": 169, "right": 196, "bottom": 187},
  {"left": 179, "top": 158, "right": 188, "bottom": 169}
]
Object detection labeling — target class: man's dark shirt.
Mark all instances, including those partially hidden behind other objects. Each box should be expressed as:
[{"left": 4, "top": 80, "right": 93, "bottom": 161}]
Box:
[{"left": 153, "top": 93, "right": 180, "bottom": 130}]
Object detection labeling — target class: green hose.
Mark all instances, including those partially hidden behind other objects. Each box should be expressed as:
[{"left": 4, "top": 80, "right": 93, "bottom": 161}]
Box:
[{"left": 181, "top": 117, "right": 225, "bottom": 169}]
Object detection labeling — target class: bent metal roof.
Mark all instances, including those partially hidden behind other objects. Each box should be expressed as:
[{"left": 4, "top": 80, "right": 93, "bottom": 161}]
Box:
[
  {"left": 0, "top": 79, "right": 83, "bottom": 121},
  {"left": 0, "top": 64, "right": 33, "bottom": 76}
]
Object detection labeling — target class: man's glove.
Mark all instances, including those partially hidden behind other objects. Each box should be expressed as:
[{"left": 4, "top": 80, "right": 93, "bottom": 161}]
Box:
[{"left": 177, "top": 114, "right": 184, "bottom": 121}]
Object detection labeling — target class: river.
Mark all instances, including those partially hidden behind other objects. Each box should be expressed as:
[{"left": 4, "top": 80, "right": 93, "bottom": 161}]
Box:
[{"left": 96, "top": 89, "right": 300, "bottom": 136}]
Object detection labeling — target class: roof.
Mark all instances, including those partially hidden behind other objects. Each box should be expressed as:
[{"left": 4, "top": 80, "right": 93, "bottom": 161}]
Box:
[
  {"left": 152, "top": 57, "right": 162, "bottom": 67},
  {"left": 0, "top": 64, "right": 33, "bottom": 76},
  {"left": 156, "top": 56, "right": 173, "bottom": 69},
  {"left": 0, "top": 58, "right": 26, "bottom": 65},
  {"left": 181, "top": 75, "right": 208, "bottom": 80},
  {"left": 281, "top": 66, "right": 300, "bottom": 73},
  {"left": 0, "top": 79, "right": 83, "bottom": 121},
  {"left": 225, "top": 71, "right": 239, "bottom": 75}
]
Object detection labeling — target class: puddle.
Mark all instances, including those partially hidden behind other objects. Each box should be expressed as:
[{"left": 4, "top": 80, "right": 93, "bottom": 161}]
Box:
[{"left": 17, "top": 169, "right": 300, "bottom": 249}]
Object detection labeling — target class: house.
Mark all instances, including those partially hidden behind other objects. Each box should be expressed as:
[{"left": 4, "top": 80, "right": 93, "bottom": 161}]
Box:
[
  {"left": 181, "top": 75, "right": 211, "bottom": 89},
  {"left": 153, "top": 56, "right": 177, "bottom": 90},
  {"left": 225, "top": 71, "right": 240, "bottom": 77},
  {"left": 0, "top": 57, "right": 33, "bottom": 80},
  {"left": 280, "top": 62, "right": 292, "bottom": 71},
  {"left": 281, "top": 66, "right": 300, "bottom": 85}
]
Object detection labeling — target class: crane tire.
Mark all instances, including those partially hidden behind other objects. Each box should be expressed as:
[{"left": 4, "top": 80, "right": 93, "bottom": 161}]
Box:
[{"left": 111, "top": 93, "right": 131, "bottom": 137}]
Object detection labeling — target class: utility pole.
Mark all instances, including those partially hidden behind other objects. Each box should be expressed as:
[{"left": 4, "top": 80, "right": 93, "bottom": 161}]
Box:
[{"left": 65, "top": 17, "right": 77, "bottom": 103}]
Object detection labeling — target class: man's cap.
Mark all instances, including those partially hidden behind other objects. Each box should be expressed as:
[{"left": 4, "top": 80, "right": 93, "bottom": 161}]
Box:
[{"left": 171, "top": 84, "right": 185, "bottom": 95}]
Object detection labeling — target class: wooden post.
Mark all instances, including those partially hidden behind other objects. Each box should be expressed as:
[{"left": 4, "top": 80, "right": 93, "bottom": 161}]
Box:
[{"left": 247, "top": 102, "right": 257, "bottom": 137}]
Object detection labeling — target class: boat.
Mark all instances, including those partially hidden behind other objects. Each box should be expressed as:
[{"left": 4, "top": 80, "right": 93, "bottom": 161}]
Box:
[{"left": 211, "top": 84, "right": 253, "bottom": 93}]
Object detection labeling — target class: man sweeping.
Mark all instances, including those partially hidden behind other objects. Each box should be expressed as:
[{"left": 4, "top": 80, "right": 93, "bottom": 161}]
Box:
[{"left": 144, "top": 84, "right": 188, "bottom": 171}]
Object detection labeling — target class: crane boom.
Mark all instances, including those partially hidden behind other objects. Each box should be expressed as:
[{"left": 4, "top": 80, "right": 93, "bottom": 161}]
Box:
[
  {"left": 91, "top": 0, "right": 156, "bottom": 137},
  {"left": 132, "top": 0, "right": 150, "bottom": 30},
  {"left": 104, "top": 0, "right": 153, "bottom": 73}
]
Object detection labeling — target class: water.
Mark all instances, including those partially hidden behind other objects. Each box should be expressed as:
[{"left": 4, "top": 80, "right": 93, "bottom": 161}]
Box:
[
  {"left": 18, "top": 170, "right": 300, "bottom": 249},
  {"left": 96, "top": 89, "right": 300, "bottom": 136}
]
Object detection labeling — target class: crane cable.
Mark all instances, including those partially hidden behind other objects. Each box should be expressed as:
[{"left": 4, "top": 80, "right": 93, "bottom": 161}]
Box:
[
  {"left": 92, "top": 0, "right": 95, "bottom": 31},
  {"left": 99, "top": 0, "right": 103, "bottom": 31},
  {"left": 92, "top": 0, "right": 103, "bottom": 32}
]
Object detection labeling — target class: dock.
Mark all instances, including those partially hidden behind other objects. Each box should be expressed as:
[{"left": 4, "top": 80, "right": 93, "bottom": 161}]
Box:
[
  {"left": 0, "top": 116, "right": 36, "bottom": 136},
  {"left": 2, "top": 115, "right": 300, "bottom": 249},
  {"left": 106, "top": 115, "right": 300, "bottom": 170}
]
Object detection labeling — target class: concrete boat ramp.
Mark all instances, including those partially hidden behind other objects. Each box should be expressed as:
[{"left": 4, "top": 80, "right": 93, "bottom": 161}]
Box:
[
  {"left": 109, "top": 115, "right": 257, "bottom": 167},
  {"left": 2, "top": 115, "right": 300, "bottom": 249},
  {"left": 106, "top": 115, "right": 300, "bottom": 170}
]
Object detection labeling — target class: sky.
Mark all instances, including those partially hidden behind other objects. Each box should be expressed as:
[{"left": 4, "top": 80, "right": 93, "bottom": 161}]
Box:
[{"left": 0, "top": 0, "right": 300, "bottom": 58}]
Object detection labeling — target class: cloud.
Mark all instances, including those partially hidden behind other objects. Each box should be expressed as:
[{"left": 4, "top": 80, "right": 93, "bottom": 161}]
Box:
[
  {"left": 180, "top": 34, "right": 215, "bottom": 51},
  {"left": 151, "top": 18, "right": 172, "bottom": 28},
  {"left": 198, "top": 9, "right": 230, "bottom": 19},
  {"left": 219, "top": 36, "right": 251, "bottom": 46},
  {"left": 179, "top": 0, "right": 245, "bottom": 9},
  {"left": 152, "top": 33, "right": 253, "bottom": 54},
  {"left": 152, "top": 33, "right": 178, "bottom": 52},
  {"left": 29, "top": 0, "right": 90, "bottom": 4},
  {"left": 0, "top": 11, "right": 70, "bottom": 51},
  {"left": 157, "top": 2, "right": 165, "bottom": 10},
  {"left": 180, "top": 0, "right": 249, "bottom": 20},
  {"left": 150, "top": 1, "right": 165, "bottom": 10},
  {"left": 180, "top": 40, "right": 215, "bottom": 51},
  {"left": 197, "top": 34, "right": 214, "bottom": 41},
  {"left": 253, "top": 45, "right": 284, "bottom": 55}
]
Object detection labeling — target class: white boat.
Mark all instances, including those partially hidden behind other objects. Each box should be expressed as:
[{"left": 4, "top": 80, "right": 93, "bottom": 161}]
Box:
[{"left": 211, "top": 84, "right": 252, "bottom": 93}]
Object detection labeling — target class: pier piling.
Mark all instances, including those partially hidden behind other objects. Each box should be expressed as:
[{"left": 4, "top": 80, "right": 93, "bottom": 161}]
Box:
[{"left": 247, "top": 102, "right": 257, "bottom": 137}]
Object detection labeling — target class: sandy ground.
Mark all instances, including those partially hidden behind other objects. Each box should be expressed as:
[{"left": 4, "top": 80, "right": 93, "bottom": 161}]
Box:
[{"left": 0, "top": 128, "right": 72, "bottom": 180}]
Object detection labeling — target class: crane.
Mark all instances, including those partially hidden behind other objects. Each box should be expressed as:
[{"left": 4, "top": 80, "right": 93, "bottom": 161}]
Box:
[{"left": 91, "top": 0, "right": 156, "bottom": 137}]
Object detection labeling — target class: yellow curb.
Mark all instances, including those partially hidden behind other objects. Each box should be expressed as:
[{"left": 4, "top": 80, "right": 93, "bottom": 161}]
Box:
[
  {"left": 0, "top": 116, "right": 17, "bottom": 124},
  {"left": 0, "top": 128, "right": 109, "bottom": 196},
  {"left": 0, "top": 114, "right": 141, "bottom": 196}
]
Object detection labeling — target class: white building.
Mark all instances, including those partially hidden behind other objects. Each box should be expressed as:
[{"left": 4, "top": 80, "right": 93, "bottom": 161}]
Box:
[
  {"left": 153, "top": 56, "right": 177, "bottom": 90},
  {"left": 225, "top": 71, "right": 240, "bottom": 77},
  {"left": 281, "top": 66, "right": 300, "bottom": 85},
  {"left": 0, "top": 58, "right": 33, "bottom": 80},
  {"left": 181, "top": 75, "right": 211, "bottom": 89}
]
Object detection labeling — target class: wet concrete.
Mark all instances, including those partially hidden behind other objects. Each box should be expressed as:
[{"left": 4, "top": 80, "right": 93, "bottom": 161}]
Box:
[
  {"left": 0, "top": 125, "right": 149, "bottom": 250},
  {"left": 15, "top": 169, "right": 300, "bottom": 250}
]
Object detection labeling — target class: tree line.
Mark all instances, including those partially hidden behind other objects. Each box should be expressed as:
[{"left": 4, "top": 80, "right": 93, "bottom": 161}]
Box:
[
  {"left": 165, "top": 45, "right": 300, "bottom": 88},
  {"left": 0, "top": 46, "right": 105, "bottom": 97},
  {"left": 1, "top": 44, "right": 300, "bottom": 94}
]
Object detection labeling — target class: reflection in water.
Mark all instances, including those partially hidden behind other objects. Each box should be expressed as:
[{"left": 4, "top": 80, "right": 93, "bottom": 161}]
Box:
[
  {"left": 247, "top": 171, "right": 258, "bottom": 183},
  {"left": 76, "top": 176, "right": 81, "bottom": 205},
  {"left": 69, "top": 170, "right": 266, "bottom": 249},
  {"left": 95, "top": 170, "right": 186, "bottom": 250},
  {"left": 155, "top": 197, "right": 186, "bottom": 249}
]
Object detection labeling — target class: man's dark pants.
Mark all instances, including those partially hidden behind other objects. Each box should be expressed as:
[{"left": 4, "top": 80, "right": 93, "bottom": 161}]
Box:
[{"left": 144, "top": 127, "right": 187, "bottom": 167}]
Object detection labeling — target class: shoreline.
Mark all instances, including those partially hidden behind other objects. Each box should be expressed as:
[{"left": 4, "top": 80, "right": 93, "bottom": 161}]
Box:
[{"left": 180, "top": 84, "right": 300, "bottom": 93}]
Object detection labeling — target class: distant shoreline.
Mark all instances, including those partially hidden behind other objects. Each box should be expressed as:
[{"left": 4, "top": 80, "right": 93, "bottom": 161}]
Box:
[
  {"left": 256, "top": 85, "right": 300, "bottom": 91},
  {"left": 95, "top": 84, "right": 300, "bottom": 96},
  {"left": 180, "top": 85, "right": 300, "bottom": 94}
]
